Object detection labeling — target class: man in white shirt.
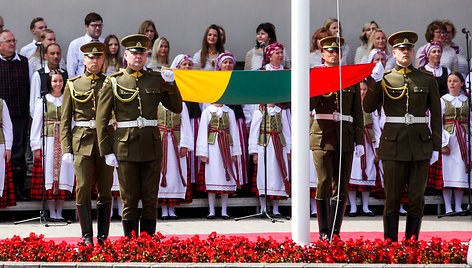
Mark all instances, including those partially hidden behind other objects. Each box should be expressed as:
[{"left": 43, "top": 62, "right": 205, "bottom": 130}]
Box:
[
  {"left": 29, "top": 43, "right": 67, "bottom": 118},
  {"left": 19, "top": 17, "right": 47, "bottom": 59},
  {"left": 67, "top": 12, "right": 104, "bottom": 78}
]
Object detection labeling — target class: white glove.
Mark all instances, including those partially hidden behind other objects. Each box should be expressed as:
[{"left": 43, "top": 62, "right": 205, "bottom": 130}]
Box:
[
  {"left": 370, "top": 62, "right": 385, "bottom": 82},
  {"left": 105, "top": 153, "right": 119, "bottom": 168},
  {"left": 430, "top": 151, "right": 439, "bottom": 165},
  {"left": 62, "top": 153, "right": 74, "bottom": 164},
  {"left": 354, "top": 145, "right": 365, "bottom": 158},
  {"left": 161, "top": 69, "right": 175, "bottom": 82}
]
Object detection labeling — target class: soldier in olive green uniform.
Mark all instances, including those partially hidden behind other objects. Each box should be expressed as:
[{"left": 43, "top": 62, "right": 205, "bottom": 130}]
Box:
[
  {"left": 96, "top": 35, "right": 182, "bottom": 237},
  {"left": 60, "top": 42, "right": 114, "bottom": 246},
  {"left": 363, "top": 31, "right": 441, "bottom": 241},
  {"left": 310, "top": 37, "right": 365, "bottom": 241}
]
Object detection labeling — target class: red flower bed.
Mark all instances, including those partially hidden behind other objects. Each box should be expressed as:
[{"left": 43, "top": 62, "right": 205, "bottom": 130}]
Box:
[{"left": 0, "top": 232, "right": 467, "bottom": 263}]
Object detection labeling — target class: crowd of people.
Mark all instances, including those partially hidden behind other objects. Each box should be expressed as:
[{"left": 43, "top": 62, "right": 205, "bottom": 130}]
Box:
[{"left": 0, "top": 12, "right": 471, "bottom": 244}]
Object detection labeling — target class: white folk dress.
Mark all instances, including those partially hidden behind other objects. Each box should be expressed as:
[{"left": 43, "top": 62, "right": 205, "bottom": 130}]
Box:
[
  {"left": 441, "top": 93, "right": 472, "bottom": 188},
  {"left": 30, "top": 94, "right": 74, "bottom": 193},
  {"left": 158, "top": 103, "right": 194, "bottom": 199},
  {"left": 196, "top": 105, "right": 242, "bottom": 192},
  {"left": 0, "top": 100, "right": 13, "bottom": 196},
  {"left": 248, "top": 106, "right": 291, "bottom": 198},
  {"left": 349, "top": 110, "right": 381, "bottom": 187}
]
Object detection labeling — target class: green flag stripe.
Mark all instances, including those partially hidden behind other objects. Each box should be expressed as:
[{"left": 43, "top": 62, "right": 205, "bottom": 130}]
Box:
[{"left": 216, "top": 70, "right": 291, "bottom": 104}]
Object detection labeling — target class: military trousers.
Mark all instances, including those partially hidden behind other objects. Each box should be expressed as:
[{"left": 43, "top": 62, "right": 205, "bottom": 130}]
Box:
[
  {"left": 117, "top": 159, "right": 161, "bottom": 220},
  {"left": 74, "top": 154, "right": 113, "bottom": 205},
  {"left": 382, "top": 160, "right": 429, "bottom": 217},
  {"left": 313, "top": 150, "right": 353, "bottom": 201}
]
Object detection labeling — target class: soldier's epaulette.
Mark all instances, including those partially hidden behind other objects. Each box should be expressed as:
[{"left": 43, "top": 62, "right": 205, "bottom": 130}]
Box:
[
  {"left": 383, "top": 69, "right": 392, "bottom": 75},
  {"left": 418, "top": 69, "right": 433, "bottom": 76},
  {"left": 107, "top": 69, "right": 124, "bottom": 77},
  {"left": 67, "top": 76, "right": 80, "bottom": 82}
]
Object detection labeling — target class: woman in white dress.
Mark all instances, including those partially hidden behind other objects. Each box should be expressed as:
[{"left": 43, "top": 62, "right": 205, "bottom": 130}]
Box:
[
  {"left": 244, "top": 22, "right": 290, "bottom": 71},
  {"left": 354, "top": 21, "right": 379, "bottom": 64},
  {"left": 30, "top": 72, "right": 74, "bottom": 219},
  {"left": 28, "top": 29, "right": 66, "bottom": 78},
  {"left": 323, "top": 18, "right": 350, "bottom": 65},
  {"left": 0, "top": 98, "right": 14, "bottom": 208},
  {"left": 440, "top": 72, "right": 471, "bottom": 216},
  {"left": 157, "top": 101, "right": 193, "bottom": 220},
  {"left": 193, "top": 24, "right": 226, "bottom": 71},
  {"left": 416, "top": 20, "right": 458, "bottom": 72},
  {"left": 137, "top": 20, "right": 158, "bottom": 64},
  {"left": 147, "top": 37, "right": 170, "bottom": 70},
  {"left": 196, "top": 104, "right": 241, "bottom": 219},
  {"left": 102, "top": 35, "right": 123, "bottom": 75},
  {"left": 360, "top": 29, "right": 395, "bottom": 70},
  {"left": 309, "top": 28, "right": 329, "bottom": 68}
]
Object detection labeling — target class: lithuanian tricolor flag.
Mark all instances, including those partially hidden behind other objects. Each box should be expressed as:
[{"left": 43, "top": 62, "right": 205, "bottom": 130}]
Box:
[{"left": 172, "top": 63, "right": 375, "bottom": 104}]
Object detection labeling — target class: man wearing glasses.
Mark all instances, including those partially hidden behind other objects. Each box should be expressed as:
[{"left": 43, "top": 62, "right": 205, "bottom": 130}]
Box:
[
  {"left": 67, "top": 12, "right": 104, "bottom": 77},
  {"left": 0, "top": 30, "right": 31, "bottom": 201}
]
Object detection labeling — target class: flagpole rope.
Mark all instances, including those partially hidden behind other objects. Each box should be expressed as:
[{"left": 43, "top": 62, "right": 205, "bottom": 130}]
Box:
[{"left": 330, "top": 0, "right": 343, "bottom": 242}]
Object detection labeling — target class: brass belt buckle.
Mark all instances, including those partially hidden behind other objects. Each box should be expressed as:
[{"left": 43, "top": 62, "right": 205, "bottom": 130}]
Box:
[
  {"left": 404, "top": 114, "right": 414, "bottom": 125},
  {"left": 137, "top": 116, "right": 144, "bottom": 128}
]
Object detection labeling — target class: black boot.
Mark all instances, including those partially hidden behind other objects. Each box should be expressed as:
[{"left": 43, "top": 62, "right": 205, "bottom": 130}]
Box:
[
  {"left": 77, "top": 204, "right": 93, "bottom": 246},
  {"left": 13, "top": 169, "right": 27, "bottom": 201},
  {"left": 405, "top": 215, "right": 422, "bottom": 240},
  {"left": 140, "top": 218, "right": 156, "bottom": 236},
  {"left": 96, "top": 203, "right": 111, "bottom": 246},
  {"left": 315, "top": 199, "right": 330, "bottom": 241},
  {"left": 383, "top": 215, "right": 399, "bottom": 242},
  {"left": 122, "top": 219, "right": 139, "bottom": 238},
  {"left": 329, "top": 199, "right": 347, "bottom": 240}
]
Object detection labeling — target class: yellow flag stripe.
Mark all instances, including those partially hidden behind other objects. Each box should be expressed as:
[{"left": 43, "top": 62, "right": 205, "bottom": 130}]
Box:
[{"left": 173, "top": 69, "right": 232, "bottom": 103}]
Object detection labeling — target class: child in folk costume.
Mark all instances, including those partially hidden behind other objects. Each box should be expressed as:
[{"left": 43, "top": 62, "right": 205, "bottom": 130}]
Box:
[
  {"left": 196, "top": 103, "right": 241, "bottom": 219},
  {"left": 30, "top": 72, "right": 74, "bottom": 219},
  {"left": 215, "top": 53, "right": 250, "bottom": 186},
  {"left": 441, "top": 72, "right": 471, "bottom": 215},
  {"left": 348, "top": 81, "right": 381, "bottom": 217},
  {"left": 157, "top": 100, "right": 193, "bottom": 220},
  {"left": 249, "top": 104, "right": 291, "bottom": 216},
  {"left": 171, "top": 55, "right": 203, "bottom": 188},
  {"left": 0, "top": 97, "right": 14, "bottom": 208}
]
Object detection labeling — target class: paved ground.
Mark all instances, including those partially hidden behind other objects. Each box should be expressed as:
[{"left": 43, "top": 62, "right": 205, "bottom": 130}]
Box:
[{"left": 1, "top": 214, "right": 471, "bottom": 242}]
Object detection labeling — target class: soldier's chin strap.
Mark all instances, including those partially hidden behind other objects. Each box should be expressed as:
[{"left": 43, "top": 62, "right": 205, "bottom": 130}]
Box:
[{"left": 330, "top": 0, "right": 343, "bottom": 242}]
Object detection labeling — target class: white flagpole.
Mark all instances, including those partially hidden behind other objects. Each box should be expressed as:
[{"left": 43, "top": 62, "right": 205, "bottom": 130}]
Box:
[{"left": 291, "top": 0, "right": 311, "bottom": 245}]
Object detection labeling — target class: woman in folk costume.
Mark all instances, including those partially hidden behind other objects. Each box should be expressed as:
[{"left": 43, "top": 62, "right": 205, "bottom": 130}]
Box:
[
  {"left": 440, "top": 72, "right": 471, "bottom": 216},
  {"left": 30, "top": 72, "right": 74, "bottom": 219},
  {"left": 249, "top": 103, "right": 291, "bottom": 217},
  {"left": 0, "top": 97, "right": 14, "bottom": 208},
  {"left": 215, "top": 53, "right": 250, "bottom": 186},
  {"left": 157, "top": 74, "right": 193, "bottom": 220},
  {"left": 170, "top": 55, "right": 203, "bottom": 191},
  {"left": 196, "top": 103, "right": 241, "bottom": 219},
  {"left": 347, "top": 80, "right": 381, "bottom": 217}
]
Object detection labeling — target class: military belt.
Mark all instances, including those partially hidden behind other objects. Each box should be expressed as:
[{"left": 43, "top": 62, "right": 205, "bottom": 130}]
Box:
[
  {"left": 116, "top": 117, "right": 158, "bottom": 128},
  {"left": 314, "top": 113, "right": 353, "bottom": 122},
  {"left": 75, "top": 120, "right": 96, "bottom": 129},
  {"left": 385, "top": 114, "right": 428, "bottom": 125}
]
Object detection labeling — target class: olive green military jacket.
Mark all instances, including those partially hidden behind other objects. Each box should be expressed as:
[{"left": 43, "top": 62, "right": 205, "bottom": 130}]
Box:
[
  {"left": 60, "top": 71, "right": 106, "bottom": 156},
  {"left": 96, "top": 67, "right": 182, "bottom": 162},
  {"left": 309, "top": 83, "right": 364, "bottom": 152},
  {"left": 363, "top": 64, "right": 441, "bottom": 161}
]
